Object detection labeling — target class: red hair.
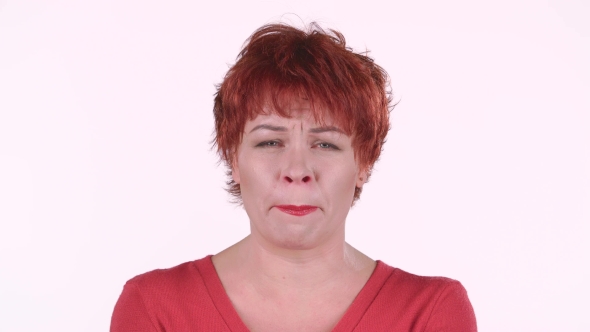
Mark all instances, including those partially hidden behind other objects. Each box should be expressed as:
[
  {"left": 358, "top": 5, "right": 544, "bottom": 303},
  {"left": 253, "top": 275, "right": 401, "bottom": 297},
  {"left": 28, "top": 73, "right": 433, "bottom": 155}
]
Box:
[{"left": 213, "top": 22, "right": 393, "bottom": 202}]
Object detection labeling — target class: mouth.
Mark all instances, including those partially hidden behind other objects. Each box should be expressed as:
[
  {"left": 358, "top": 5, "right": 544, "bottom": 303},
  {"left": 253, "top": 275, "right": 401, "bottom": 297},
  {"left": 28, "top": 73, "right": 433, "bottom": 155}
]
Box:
[{"left": 275, "top": 205, "right": 318, "bottom": 216}]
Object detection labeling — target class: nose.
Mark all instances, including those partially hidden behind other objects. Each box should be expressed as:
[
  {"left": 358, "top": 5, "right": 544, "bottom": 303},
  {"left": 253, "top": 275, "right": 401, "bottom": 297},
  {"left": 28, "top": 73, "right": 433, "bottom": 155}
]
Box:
[{"left": 281, "top": 146, "right": 313, "bottom": 185}]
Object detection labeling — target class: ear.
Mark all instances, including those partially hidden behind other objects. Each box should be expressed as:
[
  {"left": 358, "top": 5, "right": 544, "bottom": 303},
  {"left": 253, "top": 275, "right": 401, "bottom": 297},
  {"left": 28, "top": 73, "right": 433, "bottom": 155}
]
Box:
[
  {"left": 231, "top": 158, "right": 241, "bottom": 184},
  {"left": 356, "top": 168, "right": 368, "bottom": 188}
]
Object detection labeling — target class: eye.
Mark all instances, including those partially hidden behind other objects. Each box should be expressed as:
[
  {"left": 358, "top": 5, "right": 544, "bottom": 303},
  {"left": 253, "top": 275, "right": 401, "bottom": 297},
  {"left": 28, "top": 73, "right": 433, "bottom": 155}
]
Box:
[
  {"left": 256, "top": 140, "right": 282, "bottom": 148},
  {"left": 317, "top": 142, "right": 340, "bottom": 150}
]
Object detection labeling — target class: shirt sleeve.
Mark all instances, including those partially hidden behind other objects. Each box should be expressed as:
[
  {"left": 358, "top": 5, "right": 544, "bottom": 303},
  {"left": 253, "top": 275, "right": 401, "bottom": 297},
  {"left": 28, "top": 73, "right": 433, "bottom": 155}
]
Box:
[
  {"left": 424, "top": 281, "right": 477, "bottom": 332},
  {"left": 110, "top": 282, "right": 160, "bottom": 332}
]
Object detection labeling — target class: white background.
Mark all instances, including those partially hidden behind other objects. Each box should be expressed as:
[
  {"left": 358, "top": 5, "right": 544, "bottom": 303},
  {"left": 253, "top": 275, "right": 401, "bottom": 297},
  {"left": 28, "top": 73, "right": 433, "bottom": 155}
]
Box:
[{"left": 1, "top": 0, "right": 588, "bottom": 331}]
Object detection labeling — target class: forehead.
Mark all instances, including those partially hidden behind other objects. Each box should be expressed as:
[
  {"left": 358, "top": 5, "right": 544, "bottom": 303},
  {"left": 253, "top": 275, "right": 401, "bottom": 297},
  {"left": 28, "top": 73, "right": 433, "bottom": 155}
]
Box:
[
  {"left": 240, "top": 93, "right": 357, "bottom": 136},
  {"left": 244, "top": 111, "right": 340, "bottom": 131},
  {"left": 245, "top": 99, "right": 343, "bottom": 129}
]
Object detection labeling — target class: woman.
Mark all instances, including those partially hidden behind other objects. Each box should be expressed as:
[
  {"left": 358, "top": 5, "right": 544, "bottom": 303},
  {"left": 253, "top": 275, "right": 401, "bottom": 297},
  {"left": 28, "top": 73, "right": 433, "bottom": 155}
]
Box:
[{"left": 111, "top": 22, "right": 477, "bottom": 331}]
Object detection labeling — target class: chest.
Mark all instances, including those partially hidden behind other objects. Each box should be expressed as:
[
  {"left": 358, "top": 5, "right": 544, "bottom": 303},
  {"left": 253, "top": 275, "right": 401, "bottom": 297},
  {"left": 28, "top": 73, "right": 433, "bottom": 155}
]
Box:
[{"left": 229, "top": 288, "right": 358, "bottom": 332}]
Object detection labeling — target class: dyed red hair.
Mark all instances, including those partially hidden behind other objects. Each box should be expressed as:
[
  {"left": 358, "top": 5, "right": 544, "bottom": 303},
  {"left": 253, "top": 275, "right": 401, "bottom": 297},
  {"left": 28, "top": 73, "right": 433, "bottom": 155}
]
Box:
[{"left": 213, "top": 22, "right": 393, "bottom": 202}]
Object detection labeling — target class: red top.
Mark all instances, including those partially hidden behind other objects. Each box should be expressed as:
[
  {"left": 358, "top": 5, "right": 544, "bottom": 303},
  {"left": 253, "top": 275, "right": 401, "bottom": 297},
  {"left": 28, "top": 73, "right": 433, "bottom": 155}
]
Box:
[{"left": 111, "top": 256, "right": 476, "bottom": 331}]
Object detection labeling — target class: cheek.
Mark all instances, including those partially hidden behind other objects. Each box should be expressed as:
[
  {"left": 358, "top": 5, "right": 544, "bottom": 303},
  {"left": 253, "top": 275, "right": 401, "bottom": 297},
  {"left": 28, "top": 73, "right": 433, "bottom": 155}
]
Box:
[
  {"left": 322, "top": 161, "right": 358, "bottom": 196},
  {"left": 238, "top": 157, "right": 277, "bottom": 197}
]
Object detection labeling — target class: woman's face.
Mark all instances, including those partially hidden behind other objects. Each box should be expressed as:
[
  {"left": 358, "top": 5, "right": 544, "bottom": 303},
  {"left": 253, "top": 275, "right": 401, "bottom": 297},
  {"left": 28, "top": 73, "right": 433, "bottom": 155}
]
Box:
[{"left": 233, "top": 109, "right": 366, "bottom": 251}]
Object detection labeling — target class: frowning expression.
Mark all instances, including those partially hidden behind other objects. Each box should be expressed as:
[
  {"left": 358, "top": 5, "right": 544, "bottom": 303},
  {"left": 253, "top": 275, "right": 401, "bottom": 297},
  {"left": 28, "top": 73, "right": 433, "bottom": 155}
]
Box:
[{"left": 232, "top": 110, "right": 366, "bottom": 250}]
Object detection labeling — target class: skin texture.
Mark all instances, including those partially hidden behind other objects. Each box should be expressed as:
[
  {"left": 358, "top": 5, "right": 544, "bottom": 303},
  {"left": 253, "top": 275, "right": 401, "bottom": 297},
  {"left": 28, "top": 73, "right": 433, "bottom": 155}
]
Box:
[
  {"left": 235, "top": 110, "right": 365, "bottom": 251},
  {"left": 212, "top": 107, "right": 376, "bottom": 332}
]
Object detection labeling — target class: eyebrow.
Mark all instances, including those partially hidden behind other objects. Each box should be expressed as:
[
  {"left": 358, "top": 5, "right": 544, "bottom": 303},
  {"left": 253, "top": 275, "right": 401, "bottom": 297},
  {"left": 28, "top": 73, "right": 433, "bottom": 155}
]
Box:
[
  {"left": 248, "top": 124, "right": 346, "bottom": 134},
  {"left": 249, "top": 124, "right": 288, "bottom": 133},
  {"left": 309, "top": 126, "right": 345, "bottom": 134}
]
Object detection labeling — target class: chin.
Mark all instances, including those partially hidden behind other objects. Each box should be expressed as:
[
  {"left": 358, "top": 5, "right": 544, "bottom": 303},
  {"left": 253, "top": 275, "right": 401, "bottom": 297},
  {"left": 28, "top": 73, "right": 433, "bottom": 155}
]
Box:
[
  {"left": 280, "top": 235, "right": 318, "bottom": 250},
  {"left": 264, "top": 225, "right": 330, "bottom": 251}
]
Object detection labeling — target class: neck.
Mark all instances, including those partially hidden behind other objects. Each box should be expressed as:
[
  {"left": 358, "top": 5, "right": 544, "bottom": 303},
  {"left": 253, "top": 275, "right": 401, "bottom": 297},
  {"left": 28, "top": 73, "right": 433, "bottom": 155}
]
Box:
[{"left": 213, "top": 234, "right": 374, "bottom": 292}]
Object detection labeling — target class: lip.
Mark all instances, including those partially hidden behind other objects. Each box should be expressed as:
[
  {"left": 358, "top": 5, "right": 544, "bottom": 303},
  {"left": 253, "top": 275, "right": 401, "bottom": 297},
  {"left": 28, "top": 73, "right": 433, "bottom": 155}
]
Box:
[{"left": 275, "top": 205, "right": 318, "bottom": 216}]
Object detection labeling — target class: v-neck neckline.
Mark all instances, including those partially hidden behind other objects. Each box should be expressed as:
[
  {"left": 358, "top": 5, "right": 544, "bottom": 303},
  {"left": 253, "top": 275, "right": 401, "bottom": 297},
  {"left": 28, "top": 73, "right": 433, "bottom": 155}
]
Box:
[{"left": 195, "top": 255, "right": 394, "bottom": 332}]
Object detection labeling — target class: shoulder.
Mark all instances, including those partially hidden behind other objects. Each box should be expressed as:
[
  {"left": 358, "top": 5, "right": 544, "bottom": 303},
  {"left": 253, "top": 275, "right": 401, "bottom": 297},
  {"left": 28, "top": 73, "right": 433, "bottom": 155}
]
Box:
[
  {"left": 367, "top": 262, "right": 477, "bottom": 331},
  {"left": 385, "top": 266, "right": 466, "bottom": 298},
  {"left": 125, "top": 259, "right": 205, "bottom": 295},
  {"left": 121, "top": 256, "right": 220, "bottom": 311},
  {"left": 111, "top": 256, "right": 218, "bottom": 332}
]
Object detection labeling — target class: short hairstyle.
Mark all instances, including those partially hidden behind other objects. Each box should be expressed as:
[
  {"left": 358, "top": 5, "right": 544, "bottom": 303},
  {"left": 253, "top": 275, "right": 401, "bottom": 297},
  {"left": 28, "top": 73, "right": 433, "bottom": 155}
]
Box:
[{"left": 213, "top": 22, "right": 393, "bottom": 203}]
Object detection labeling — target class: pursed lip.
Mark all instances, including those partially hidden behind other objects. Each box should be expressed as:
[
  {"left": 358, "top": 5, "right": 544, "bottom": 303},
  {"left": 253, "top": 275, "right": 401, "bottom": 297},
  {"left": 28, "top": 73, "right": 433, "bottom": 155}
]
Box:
[{"left": 275, "top": 205, "right": 318, "bottom": 216}]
